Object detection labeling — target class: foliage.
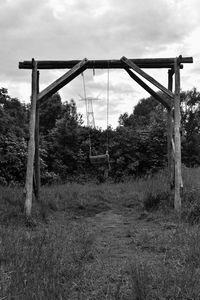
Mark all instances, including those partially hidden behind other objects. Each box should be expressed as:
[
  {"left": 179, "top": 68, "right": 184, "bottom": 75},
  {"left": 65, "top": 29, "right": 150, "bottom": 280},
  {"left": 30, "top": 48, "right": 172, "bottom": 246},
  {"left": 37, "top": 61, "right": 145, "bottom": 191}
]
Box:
[
  {"left": 39, "top": 93, "right": 63, "bottom": 134},
  {"left": 43, "top": 99, "right": 85, "bottom": 178},
  {"left": 0, "top": 88, "right": 29, "bottom": 184},
  {"left": 118, "top": 89, "right": 200, "bottom": 177},
  {"left": 0, "top": 133, "right": 27, "bottom": 184},
  {"left": 116, "top": 95, "right": 168, "bottom": 177},
  {"left": 181, "top": 88, "right": 200, "bottom": 167},
  {"left": 0, "top": 87, "right": 200, "bottom": 184},
  {"left": 0, "top": 88, "right": 28, "bottom": 137}
]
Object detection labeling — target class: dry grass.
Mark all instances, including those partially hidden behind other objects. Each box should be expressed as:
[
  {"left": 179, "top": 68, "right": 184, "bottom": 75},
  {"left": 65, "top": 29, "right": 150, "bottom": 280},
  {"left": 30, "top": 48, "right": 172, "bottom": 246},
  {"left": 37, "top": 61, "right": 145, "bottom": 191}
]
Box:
[{"left": 0, "top": 166, "right": 200, "bottom": 299}]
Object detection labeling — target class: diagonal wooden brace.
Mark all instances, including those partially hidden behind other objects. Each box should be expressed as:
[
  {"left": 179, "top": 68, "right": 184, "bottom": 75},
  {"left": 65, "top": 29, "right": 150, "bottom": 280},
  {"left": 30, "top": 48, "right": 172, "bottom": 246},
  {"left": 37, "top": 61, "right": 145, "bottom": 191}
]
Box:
[
  {"left": 121, "top": 56, "right": 174, "bottom": 99},
  {"left": 124, "top": 67, "right": 171, "bottom": 111},
  {"left": 38, "top": 58, "right": 88, "bottom": 104}
]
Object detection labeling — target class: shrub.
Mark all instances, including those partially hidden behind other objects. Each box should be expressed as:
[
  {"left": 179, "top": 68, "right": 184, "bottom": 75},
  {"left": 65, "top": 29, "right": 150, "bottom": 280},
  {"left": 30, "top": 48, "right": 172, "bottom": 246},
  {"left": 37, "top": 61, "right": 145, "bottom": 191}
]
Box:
[
  {"left": 0, "top": 134, "right": 27, "bottom": 184},
  {"left": 143, "top": 192, "right": 161, "bottom": 211},
  {"left": 182, "top": 189, "right": 200, "bottom": 224},
  {"left": 41, "top": 171, "right": 61, "bottom": 185}
]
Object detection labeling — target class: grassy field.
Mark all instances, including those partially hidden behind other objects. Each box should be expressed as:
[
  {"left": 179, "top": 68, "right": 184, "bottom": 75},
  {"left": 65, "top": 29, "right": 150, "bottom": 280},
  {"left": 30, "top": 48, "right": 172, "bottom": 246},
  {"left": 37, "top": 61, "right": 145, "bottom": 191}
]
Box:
[{"left": 1, "top": 167, "right": 200, "bottom": 299}]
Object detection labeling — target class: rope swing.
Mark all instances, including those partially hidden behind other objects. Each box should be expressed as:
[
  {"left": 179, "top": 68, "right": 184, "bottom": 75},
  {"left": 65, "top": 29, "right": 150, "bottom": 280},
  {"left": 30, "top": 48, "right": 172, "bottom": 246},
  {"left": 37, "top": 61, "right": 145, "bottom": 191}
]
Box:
[{"left": 82, "top": 66, "right": 111, "bottom": 168}]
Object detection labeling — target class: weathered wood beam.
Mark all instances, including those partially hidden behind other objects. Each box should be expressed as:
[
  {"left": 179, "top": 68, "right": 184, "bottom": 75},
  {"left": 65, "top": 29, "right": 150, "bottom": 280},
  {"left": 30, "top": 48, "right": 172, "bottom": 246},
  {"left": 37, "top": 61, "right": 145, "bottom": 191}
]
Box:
[
  {"left": 35, "top": 70, "right": 40, "bottom": 202},
  {"left": 174, "top": 58, "right": 182, "bottom": 212},
  {"left": 24, "top": 59, "right": 38, "bottom": 218},
  {"left": 167, "top": 69, "right": 174, "bottom": 193},
  {"left": 121, "top": 56, "right": 174, "bottom": 99},
  {"left": 37, "top": 58, "right": 88, "bottom": 103},
  {"left": 19, "top": 57, "right": 193, "bottom": 70},
  {"left": 124, "top": 67, "right": 171, "bottom": 111}
]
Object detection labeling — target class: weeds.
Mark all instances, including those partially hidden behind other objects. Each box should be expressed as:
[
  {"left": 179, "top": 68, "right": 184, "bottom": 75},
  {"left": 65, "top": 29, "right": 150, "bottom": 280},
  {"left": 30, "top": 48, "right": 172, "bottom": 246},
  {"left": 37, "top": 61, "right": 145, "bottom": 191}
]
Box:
[
  {"left": 143, "top": 192, "right": 161, "bottom": 211},
  {"left": 0, "top": 223, "right": 95, "bottom": 299},
  {"left": 0, "top": 167, "right": 200, "bottom": 299},
  {"left": 181, "top": 189, "right": 200, "bottom": 224},
  {"left": 130, "top": 261, "right": 152, "bottom": 300}
]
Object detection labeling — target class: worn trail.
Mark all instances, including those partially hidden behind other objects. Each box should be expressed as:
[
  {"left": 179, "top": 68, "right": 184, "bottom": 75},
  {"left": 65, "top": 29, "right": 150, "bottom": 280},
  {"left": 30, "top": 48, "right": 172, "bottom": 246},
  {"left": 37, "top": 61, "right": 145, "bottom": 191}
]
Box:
[{"left": 85, "top": 206, "right": 173, "bottom": 265}]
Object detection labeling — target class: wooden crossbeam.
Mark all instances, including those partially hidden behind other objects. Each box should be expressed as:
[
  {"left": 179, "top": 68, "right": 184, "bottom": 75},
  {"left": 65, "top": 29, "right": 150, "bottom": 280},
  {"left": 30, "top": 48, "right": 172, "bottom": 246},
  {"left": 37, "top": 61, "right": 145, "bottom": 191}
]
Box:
[
  {"left": 37, "top": 58, "right": 88, "bottom": 103},
  {"left": 124, "top": 67, "right": 171, "bottom": 111},
  {"left": 19, "top": 57, "right": 193, "bottom": 70},
  {"left": 121, "top": 56, "right": 174, "bottom": 99}
]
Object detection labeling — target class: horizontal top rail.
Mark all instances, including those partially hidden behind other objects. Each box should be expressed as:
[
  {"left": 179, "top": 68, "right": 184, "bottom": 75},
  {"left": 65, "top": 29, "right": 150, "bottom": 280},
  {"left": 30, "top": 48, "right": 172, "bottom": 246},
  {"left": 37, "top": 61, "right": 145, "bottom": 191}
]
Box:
[{"left": 19, "top": 56, "right": 193, "bottom": 70}]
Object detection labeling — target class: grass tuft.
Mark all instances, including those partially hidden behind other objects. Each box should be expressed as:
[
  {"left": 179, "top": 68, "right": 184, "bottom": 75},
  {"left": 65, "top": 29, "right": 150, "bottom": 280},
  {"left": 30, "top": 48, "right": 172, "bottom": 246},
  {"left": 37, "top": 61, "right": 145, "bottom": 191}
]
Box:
[{"left": 0, "top": 167, "right": 200, "bottom": 298}]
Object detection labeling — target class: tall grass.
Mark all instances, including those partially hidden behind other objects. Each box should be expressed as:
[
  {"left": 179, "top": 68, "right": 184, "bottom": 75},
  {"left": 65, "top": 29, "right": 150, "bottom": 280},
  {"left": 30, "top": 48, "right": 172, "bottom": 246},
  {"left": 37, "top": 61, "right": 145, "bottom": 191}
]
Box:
[
  {"left": 0, "top": 221, "right": 96, "bottom": 299},
  {"left": 0, "top": 166, "right": 200, "bottom": 299}
]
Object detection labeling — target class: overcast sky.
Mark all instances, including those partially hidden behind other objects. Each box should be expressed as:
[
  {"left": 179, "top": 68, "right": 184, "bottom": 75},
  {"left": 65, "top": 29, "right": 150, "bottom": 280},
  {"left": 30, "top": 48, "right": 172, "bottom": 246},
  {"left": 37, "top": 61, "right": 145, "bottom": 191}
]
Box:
[{"left": 1, "top": 0, "right": 199, "bottom": 128}]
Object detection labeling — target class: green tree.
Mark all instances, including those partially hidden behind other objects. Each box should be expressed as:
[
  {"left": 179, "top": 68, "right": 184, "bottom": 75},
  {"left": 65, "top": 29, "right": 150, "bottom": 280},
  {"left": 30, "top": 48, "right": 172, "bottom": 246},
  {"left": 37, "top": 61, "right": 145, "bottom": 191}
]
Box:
[
  {"left": 44, "top": 99, "right": 83, "bottom": 179},
  {"left": 39, "top": 93, "right": 62, "bottom": 135},
  {"left": 0, "top": 88, "right": 28, "bottom": 137},
  {"left": 181, "top": 88, "right": 200, "bottom": 166},
  {"left": 0, "top": 133, "right": 27, "bottom": 184},
  {"left": 117, "top": 94, "right": 168, "bottom": 176},
  {"left": 119, "top": 94, "right": 165, "bottom": 129},
  {"left": 0, "top": 88, "right": 28, "bottom": 184}
]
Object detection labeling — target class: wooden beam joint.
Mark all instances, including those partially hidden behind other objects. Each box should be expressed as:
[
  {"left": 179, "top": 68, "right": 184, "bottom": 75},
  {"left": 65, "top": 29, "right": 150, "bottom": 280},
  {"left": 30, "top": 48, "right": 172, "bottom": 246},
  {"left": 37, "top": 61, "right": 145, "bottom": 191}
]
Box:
[
  {"left": 124, "top": 67, "right": 171, "bottom": 111},
  {"left": 121, "top": 56, "right": 174, "bottom": 99},
  {"left": 38, "top": 58, "right": 88, "bottom": 104}
]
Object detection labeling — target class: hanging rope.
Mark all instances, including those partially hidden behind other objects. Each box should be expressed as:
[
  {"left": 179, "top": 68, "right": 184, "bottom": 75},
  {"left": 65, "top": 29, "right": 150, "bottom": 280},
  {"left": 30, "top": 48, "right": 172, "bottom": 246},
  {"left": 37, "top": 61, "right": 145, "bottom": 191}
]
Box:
[
  {"left": 93, "top": 60, "right": 95, "bottom": 76},
  {"left": 81, "top": 72, "right": 92, "bottom": 156},
  {"left": 81, "top": 72, "right": 88, "bottom": 125},
  {"left": 81, "top": 67, "right": 110, "bottom": 170},
  {"left": 106, "top": 61, "right": 110, "bottom": 155}
]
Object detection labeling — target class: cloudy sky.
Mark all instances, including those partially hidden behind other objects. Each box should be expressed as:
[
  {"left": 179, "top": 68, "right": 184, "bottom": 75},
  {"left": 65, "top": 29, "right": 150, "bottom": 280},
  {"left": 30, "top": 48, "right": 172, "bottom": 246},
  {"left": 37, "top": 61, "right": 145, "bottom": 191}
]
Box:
[{"left": 0, "top": 0, "right": 199, "bottom": 128}]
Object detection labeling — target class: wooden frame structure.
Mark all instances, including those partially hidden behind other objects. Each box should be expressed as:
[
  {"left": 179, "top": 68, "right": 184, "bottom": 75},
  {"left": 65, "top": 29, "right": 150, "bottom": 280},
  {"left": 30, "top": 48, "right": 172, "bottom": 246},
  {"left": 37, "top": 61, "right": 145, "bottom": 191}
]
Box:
[{"left": 19, "top": 55, "right": 193, "bottom": 217}]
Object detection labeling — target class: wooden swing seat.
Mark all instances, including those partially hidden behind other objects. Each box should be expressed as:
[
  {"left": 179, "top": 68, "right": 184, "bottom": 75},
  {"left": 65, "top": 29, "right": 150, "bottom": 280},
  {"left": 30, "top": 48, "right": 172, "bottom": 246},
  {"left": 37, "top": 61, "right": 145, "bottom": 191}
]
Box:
[{"left": 89, "top": 153, "right": 110, "bottom": 166}]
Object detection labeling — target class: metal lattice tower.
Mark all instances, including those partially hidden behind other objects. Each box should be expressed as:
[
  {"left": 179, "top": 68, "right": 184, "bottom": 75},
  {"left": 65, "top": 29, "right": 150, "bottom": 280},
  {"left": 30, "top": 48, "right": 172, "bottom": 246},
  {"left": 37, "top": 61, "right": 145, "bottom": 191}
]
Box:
[
  {"left": 86, "top": 97, "right": 95, "bottom": 128},
  {"left": 79, "top": 96, "right": 100, "bottom": 128},
  {"left": 80, "top": 72, "right": 102, "bottom": 128}
]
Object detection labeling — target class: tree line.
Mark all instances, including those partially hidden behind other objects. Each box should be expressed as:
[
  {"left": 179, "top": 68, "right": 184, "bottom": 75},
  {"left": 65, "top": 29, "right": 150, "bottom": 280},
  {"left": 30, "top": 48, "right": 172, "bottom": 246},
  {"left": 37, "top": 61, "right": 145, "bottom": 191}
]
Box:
[{"left": 0, "top": 87, "right": 200, "bottom": 185}]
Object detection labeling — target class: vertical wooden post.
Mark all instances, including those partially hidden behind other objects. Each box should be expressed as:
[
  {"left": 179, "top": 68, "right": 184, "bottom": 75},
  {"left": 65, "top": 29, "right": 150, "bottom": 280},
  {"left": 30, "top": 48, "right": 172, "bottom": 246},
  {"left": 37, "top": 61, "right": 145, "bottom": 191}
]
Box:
[
  {"left": 167, "top": 70, "right": 174, "bottom": 192},
  {"left": 35, "top": 71, "right": 40, "bottom": 202},
  {"left": 174, "top": 58, "right": 182, "bottom": 212},
  {"left": 24, "top": 59, "right": 38, "bottom": 217}
]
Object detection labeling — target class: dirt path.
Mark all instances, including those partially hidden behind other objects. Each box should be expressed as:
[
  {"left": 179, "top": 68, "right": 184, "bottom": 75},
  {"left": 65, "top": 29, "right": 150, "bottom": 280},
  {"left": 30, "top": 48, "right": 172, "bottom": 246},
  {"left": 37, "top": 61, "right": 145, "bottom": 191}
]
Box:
[
  {"left": 36, "top": 199, "right": 184, "bottom": 298},
  {"left": 49, "top": 199, "right": 179, "bottom": 289},
  {"left": 88, "top": 210, "right": 132, "bottom": 260},
  {"left": 84, "top": 205, "right": 178, "bottom": 268}
]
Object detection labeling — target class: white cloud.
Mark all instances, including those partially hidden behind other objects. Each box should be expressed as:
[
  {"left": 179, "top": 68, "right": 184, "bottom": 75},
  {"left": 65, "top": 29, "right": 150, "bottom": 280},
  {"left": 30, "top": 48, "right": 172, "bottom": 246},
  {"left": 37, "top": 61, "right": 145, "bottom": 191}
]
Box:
[{"left": 0, "top": 0, "right": 199, "bottom": 128}]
